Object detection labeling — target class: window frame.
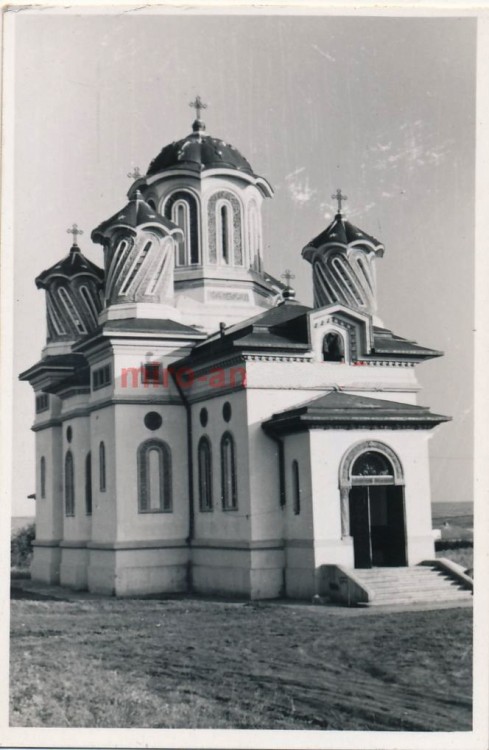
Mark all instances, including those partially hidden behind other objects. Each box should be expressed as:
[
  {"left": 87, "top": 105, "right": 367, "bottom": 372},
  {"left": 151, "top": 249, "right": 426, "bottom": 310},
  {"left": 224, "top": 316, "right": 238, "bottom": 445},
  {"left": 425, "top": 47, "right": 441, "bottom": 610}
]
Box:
[
  {"left": 221, "top": 431, "right": 238, "bottom": 510},
  {"left": 85, "top": 451, "right": 92, "bottom": 516},
  {"left": 292, "top": 460, "right": 301, "bottom": 515},
  {"left": 198, "top": 435, "right": 213, "bottom": 512},
  {"left": 40, "top": 456, "right": 46, "bottom": 499},
  {"left": 99, "top": 441, "right": 106, "bottom": 492},
  {"left": 64, "top": 450, "right": 75, "bottom": 517},
  {"left": 137, "top": 438, "right": 173, "bottom": 513}
]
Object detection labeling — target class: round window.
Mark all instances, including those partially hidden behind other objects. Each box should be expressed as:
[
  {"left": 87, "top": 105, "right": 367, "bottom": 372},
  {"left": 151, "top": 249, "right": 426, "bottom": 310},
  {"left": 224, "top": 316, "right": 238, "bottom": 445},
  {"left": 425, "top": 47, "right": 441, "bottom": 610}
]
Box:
[
  {"left": 200, "top": 408, "right": 208, "bottom": 427},
  {"left": 144, "top": 411, "right": 162, "bottom": 431},
  {"left": 223, "top": 402, "right": 232, "bottom": 423},
  {"left": 66, "top": 426, "right": 73, "bottom": 443}
]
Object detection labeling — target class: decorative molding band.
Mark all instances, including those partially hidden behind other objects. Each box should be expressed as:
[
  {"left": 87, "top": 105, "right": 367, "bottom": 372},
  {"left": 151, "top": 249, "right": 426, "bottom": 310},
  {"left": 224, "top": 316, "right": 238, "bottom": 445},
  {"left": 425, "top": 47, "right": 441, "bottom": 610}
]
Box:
[
  {"left": 59, "top": 541, "right": 89, "bottom": 549},
  {"left": 243, "top": 354, "right": 313, "bottom": 363},
  {"left": 32, "top": 539, "right": 61, "bottom": 548},
  {"left": 87, "top": 539, "right": 188, "bottom": 551},
  {"left": 191, "top": 538, "right": 284, "bottom": 551}
]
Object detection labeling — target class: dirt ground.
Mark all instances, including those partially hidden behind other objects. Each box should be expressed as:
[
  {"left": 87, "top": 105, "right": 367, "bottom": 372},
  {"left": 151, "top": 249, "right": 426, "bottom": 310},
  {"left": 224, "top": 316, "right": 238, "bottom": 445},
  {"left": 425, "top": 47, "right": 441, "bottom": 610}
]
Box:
[{"left": 10, "top": 595, "right": 472, "bottom": 731}]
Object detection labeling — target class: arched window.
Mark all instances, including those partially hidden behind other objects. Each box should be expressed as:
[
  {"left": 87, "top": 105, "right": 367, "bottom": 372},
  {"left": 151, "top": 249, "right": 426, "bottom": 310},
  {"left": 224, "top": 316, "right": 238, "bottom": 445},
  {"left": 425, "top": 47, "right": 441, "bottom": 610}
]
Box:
[
  {"left": 292, "top": 460, "right": 301, "bottom": 515},
  {"left": 65, "top": 451, "right": 75, "bottom": 516},
  {"left": 79, "top": 285, "right": 99, "bottom": 327},
  {"left": 85, "top": 452, "right": 92, "bottom": 516},
  {"left": 322, "top": 332, "right": 345, "bottom": 362},
  {"left": 137, "top": 439, "right": 172, "bottom": 513},
  {"left": 198, "top": 436, "right": 213, "bottom": 511},
  {"left": 207, "top": 191, "right": 243, "bottom": 265},
  {"left": 219, "top": 204, "right": 231, "bottom": 264},
  {"left": 58, "top": 287, "right": 87, "bottom": 335},
  {"left": 99, "top": 441, "right": 106, "bottom": 492},
  {"left": 352, "top": 451, "right": 393, "bottom": 478},
  {"left": 40, "top": 456, "right": 46, "bottom": 499},
  {"left": 248, "top": 201, "right": 261, "bottom": 271},
  {"left": 119, "top": 240, "right": 153, "bottom": 295},
  {"left": 164, "top": 191, "right": 200, "bottom": 265},
  {"left": 221, "top": 432, "right": 237, "bottom": 510}
]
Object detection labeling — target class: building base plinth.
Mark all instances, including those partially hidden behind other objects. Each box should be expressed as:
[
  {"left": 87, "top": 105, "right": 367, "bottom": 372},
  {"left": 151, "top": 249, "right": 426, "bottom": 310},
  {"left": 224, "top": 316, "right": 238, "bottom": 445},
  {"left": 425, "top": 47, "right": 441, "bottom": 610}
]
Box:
[{"left": 30, "top": 544, "right": 61, "bottom": 585}]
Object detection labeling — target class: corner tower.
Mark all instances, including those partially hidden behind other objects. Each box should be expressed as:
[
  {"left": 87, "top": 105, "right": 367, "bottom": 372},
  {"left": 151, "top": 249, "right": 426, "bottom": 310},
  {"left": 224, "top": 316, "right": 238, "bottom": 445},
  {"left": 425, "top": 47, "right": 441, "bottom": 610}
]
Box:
[
  {"left": 35, "top": 227, "right": 104, "bottom": 355},
  {"left": 302, "top": 190, "right": 384, "bottom": 323},
  {"left": 127, "top": 97, "right": 283, "bottom": 331}
]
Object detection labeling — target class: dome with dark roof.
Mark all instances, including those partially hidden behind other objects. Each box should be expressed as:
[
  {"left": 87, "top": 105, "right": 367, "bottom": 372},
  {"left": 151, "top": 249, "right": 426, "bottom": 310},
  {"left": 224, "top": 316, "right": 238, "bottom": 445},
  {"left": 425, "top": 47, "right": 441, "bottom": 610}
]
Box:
[
  {"left": 36, "top": 245, "right": 104, "bottom": 289},
  {"left": 147, "top": 122, "right": 255, "bottom": 177},
  {"left": 304, "top": 212, "right": 384, "bottom": 255}
]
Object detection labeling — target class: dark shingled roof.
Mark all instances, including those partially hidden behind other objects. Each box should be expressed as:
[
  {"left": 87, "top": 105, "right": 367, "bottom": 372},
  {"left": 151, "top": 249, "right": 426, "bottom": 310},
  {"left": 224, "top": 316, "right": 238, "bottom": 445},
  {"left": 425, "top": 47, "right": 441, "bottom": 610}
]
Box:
[
  {"left": 371, "top": 327, "right": 443, "bottom": 359},
  {"left": 91, "top": 191, "right": 181, "bottom": 244},
  {"left": 304, "top": 213, "right": 384, "bottom": 255},
  {"left": 263, "top": 391, "right": 451, "bottom": 434},
  {"left": 19, "top": 353, "right": 87, "bottom": 383},
  {"left": 147, "top": 132, "right": 254, "bottom": 177},
  {"left": 187, "top": 300, "right": 312, "bottom": 361},
  {"left": 48, "top": 363, "right": 91, "bottom": 395},
  {"left": 36, "top": 246, "right": 104, "bottom": 289},
  {"left": 103, "top": 318, "right": 206, "bottom": 336}
]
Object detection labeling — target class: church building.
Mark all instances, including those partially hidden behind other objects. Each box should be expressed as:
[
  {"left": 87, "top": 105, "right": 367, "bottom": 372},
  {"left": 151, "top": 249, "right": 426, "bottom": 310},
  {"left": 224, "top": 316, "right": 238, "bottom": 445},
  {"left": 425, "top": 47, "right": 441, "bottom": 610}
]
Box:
[{"left": 20, "top": 100, "right": 470, "bottom": 605}]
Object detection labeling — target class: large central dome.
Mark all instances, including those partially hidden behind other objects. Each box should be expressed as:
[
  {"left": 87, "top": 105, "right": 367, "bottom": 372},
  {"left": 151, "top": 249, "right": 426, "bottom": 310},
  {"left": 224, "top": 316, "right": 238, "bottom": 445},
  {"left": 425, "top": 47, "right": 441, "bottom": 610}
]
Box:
[{"left": 147, "top": 120, "right": 254, "bottom": 177}]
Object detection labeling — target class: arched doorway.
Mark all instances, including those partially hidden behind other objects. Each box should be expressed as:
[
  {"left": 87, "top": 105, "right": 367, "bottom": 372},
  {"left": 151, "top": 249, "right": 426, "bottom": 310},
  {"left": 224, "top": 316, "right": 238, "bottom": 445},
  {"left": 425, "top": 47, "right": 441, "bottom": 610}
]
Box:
[{"left": 339, "top": 442, "right": 407, "bottom": 569}]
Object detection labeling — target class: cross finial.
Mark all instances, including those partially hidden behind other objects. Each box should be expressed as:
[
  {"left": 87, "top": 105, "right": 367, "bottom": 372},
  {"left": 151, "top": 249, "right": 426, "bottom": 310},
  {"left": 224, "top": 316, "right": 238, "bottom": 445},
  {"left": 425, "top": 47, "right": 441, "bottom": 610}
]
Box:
[
  {"left": 189, "top": 95, "right": 207, "bottom": 121},
  {"left": 67, "top": 223, "right": 83, "bottom": 246},
  {"left": 332, "top": 188, "right": 348, "bottom": 214},
  {"left": 281, "top": 269, "right": 295, "bottom": 286},
  {"left": 127, "top": 167, "right": 141, "bottom": 180}
]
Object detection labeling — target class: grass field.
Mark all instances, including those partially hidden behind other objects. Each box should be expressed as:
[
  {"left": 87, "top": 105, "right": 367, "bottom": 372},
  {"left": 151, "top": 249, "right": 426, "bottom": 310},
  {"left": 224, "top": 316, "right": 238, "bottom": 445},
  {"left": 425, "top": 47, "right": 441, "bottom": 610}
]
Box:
[{"left": 10, "top": 596, "right": 472, "bottom": 731}]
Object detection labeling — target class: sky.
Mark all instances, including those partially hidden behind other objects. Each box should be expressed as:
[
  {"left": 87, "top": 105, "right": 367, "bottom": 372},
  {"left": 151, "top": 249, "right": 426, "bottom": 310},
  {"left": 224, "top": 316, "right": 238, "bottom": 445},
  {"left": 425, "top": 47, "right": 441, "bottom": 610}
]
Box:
[{"left": 10, "top": 11, "right": 476, "bottom": 514}]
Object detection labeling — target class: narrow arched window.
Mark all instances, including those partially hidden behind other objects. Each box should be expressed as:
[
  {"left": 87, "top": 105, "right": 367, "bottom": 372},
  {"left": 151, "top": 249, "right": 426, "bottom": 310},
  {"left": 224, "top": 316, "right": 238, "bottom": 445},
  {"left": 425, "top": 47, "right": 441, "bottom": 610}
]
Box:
[
  {"left": 65, "top": 451, "right": 75, "bottom": 516},
  {"left": 292, "top": 460, "right": 301, "bottom": 515},
  {"left": 40, "top": 456, "right": 46, "bottom": 499},
  {"left": 198, "top": 436, "right": 213, "bottom": 511},
  {"left": 208, "top": 192, "right": 243, "bottom": 265},
  {"left": 85, "top": 452, "right": 92, "bottom": 516},
  {"left": 164, "top": 191, "right": 200, "bottom": 265},
  {"left": 221, "top": 432, "right": 237, "bottom": 510},
  {"left": 248, "top": 202, "right": 261, "bottom": 271},
  {"left": 99, "top": 441, "right": 106, "bottom": 492},
  {"left": 79, "top": 285, "right": 99, "bottom": 327},
  {"left": 175, "top": 202, "right": 188, "bottom": 266},
  {"left": 322, "top": 332, "right": 345, "bottom": 362},
  {"left": 58, "top": 287, "right": 87, "bottom": 335},
  {"left": 220, "top": 205, "right": 230, "bottom": 264},
  {"left": 138, "top": 439, "right": 172, "bottom": 512}
]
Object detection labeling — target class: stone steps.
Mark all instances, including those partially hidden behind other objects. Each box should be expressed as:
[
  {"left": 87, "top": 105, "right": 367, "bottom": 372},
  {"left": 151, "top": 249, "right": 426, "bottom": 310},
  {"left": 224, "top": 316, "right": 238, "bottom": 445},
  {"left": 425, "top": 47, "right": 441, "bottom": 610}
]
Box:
[{"left": 353, "top": 565, "right": 472, "bottom": 606}]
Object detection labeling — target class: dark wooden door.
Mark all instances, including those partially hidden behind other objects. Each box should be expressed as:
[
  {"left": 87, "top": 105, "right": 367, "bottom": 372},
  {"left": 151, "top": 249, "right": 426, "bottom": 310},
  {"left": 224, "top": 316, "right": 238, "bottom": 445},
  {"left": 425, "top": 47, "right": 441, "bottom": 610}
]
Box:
[
  {"left": 386, "top": 486, "right": 407, "bottom": 566},
  {"left": 349, "top": 486, "right": 371, "bottom": 568}
]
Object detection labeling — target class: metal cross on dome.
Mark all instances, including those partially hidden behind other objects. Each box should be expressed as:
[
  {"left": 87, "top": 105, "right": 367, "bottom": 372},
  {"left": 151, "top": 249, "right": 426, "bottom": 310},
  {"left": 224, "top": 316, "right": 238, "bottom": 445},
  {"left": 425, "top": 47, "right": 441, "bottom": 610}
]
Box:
[
  {"left": 189, "top": 95, "right": 208, "bottom": 121},
  {"left": 281, "top": 269, "right": 295, "bottom": 286},
  {"left": 332, "top": 188, "right": 348, "bottom": 214},
  {"left": 67, "top": 223, "right": 83, "bottom": 246}
]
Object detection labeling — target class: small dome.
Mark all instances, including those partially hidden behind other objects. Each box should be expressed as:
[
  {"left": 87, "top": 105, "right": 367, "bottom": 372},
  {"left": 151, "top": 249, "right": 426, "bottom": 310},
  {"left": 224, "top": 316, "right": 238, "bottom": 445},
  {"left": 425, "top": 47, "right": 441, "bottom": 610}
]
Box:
[
  {"left": 36, "top": 245, "right": 104, "bottom": 289},
  {"left": 91, "top": 191, "right": 182, "bottom": 245},
  {"left": 304, "top": 213, "right": 384, "bottom": 256},
  {"left": 147, "top": 132, "right": 255, "bottom": 177}
]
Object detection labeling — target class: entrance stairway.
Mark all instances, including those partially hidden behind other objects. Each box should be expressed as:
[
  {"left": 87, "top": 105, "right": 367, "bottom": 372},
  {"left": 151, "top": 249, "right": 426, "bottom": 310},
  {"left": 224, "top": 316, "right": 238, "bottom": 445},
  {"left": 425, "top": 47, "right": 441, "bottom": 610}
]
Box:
[{"left": 353, "top": 564, "right": 473, "bottom": 606}]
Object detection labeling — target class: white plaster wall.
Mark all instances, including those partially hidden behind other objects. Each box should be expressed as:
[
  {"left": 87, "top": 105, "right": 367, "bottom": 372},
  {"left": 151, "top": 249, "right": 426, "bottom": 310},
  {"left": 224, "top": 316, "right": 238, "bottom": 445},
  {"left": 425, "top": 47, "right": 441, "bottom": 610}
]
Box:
[
  {"left": 192, "top": 391, "right": 251, "bottom": 543},
  {"left": 245, "top": 359, "right": 420, "bottom": 402},
  {"left": 89, "top": 404, "right": 117, "bottom": 543},
  {"left": 308, "top": 428, "right": 436, "bottom": 567},
  {"left": 34, "top": 423, "right": 63, "bottom": 543},
  {"left": 112, "top": 402, "right": 188, "bottom": 543},
  {"left": 60, "top": 402, "right": 92, "bottom": 544}
]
